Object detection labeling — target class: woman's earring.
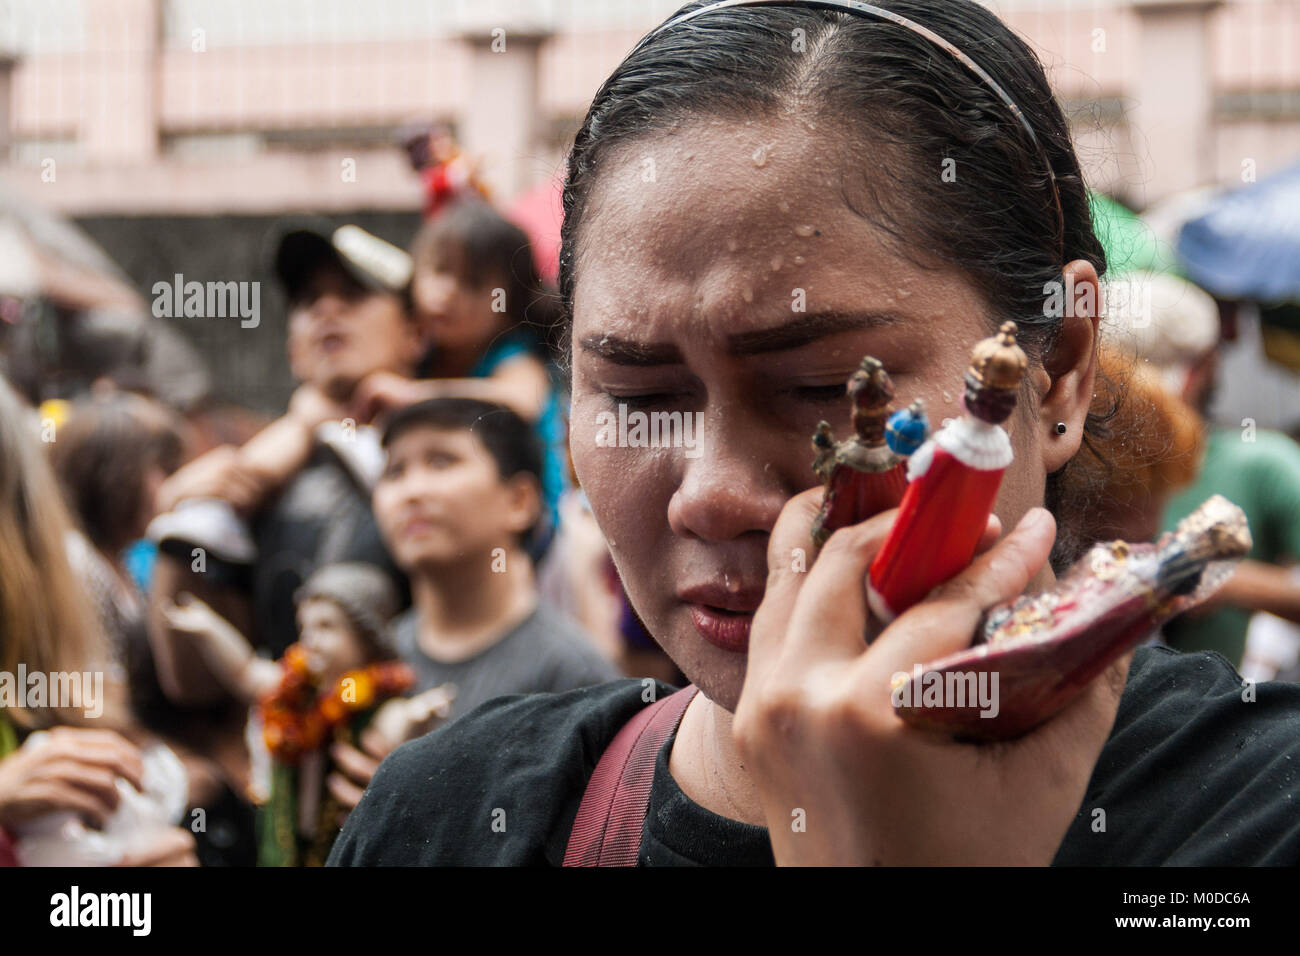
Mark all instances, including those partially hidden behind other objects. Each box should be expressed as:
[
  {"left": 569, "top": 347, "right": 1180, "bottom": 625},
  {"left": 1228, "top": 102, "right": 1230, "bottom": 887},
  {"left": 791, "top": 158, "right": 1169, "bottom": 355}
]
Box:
[{"left": 1055, "top": 422, "right": 1067, "bottom": 435}]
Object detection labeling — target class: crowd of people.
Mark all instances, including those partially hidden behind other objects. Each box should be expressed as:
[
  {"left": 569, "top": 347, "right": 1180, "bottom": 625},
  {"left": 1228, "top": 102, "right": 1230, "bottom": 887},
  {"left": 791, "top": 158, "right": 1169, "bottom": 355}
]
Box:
[
  {"left": 2, "top": 0, "right": 1299, "bottom": 868},
  {"left": 0, "top": 186, "right": 664, "bottom": 866}
]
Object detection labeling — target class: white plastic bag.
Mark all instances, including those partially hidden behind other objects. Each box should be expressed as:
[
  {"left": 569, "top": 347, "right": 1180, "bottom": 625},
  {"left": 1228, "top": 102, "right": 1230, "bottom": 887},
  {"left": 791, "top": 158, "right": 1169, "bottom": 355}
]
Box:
[{"left": 12, "top": 733, "right": 189, "bottom": 866}]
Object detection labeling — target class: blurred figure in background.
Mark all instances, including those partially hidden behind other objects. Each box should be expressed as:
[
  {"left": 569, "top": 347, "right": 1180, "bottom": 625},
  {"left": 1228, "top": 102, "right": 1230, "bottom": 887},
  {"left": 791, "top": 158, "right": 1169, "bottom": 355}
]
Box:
[
  {"left": 1112, "top": 271, "right": 1300, "bottom": 668},
  {"left": 401, "top": 123, "right": 490, "bottom": 221},
  {"left": 325, "top": 399, "right": 617, "bottom": 811},
  {"left": 45, "top": 390, "right": 257, "bottom": 864},
  {"left": 0, "top": 375, "right": 196, "bottom": 866},
  {"left": 1057, "top": 346, "right": 1205, "bottom": 547},
  {"left": 49, "top": 392, "right": 184, "bottom": 697},
  {"left": 148, "top": 225, "right": 421, "bottom": 714},
  {"left": 351, "top": 198, "right": 568, "bottom": 549}
]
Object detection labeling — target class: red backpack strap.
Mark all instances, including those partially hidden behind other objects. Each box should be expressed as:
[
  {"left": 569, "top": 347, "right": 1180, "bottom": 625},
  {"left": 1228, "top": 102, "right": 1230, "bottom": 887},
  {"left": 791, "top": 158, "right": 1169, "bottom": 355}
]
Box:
[
  {"left": 563, "top": 685, "right": 699, "bottom": 867},
  {"left": 0, "top": 826, "right": 19, "bottom": 867}
]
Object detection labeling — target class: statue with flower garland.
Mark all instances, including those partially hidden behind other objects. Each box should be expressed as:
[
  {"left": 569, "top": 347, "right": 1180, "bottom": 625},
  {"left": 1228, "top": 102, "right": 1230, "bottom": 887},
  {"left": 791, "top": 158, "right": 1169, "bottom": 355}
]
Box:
[{"left": 163, "top": 562, "right": 454, "bottom": 865}]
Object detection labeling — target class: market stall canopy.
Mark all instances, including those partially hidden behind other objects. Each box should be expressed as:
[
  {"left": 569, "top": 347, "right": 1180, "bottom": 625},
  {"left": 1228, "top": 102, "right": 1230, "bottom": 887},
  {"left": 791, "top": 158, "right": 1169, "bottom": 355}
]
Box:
[{"left": 1176, "top": 160, "right": 1300, "bottom": 304}]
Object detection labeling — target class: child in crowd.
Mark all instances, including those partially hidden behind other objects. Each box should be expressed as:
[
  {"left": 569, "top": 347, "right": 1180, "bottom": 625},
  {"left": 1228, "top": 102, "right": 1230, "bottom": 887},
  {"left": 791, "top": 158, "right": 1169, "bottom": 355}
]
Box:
[
  {"left": 350, "top": 199, "right": 569, "bottom": 550},
  {"left": 324, "top": 399, "right": 618, "bottom": 811}
]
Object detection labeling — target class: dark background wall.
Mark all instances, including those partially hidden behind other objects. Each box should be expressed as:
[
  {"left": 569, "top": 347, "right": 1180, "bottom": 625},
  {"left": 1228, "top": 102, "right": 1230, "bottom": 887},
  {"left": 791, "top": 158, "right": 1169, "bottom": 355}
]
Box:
[{"left": 75, "top": 210, "right": 422, "bottom": 415}]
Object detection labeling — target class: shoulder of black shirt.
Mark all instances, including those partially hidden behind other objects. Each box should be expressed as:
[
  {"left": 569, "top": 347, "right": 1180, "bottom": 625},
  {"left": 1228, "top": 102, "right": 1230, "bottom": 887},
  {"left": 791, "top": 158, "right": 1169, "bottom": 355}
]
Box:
[{"left": 330, "top": 646, "right": 1300, "bottom": 866}]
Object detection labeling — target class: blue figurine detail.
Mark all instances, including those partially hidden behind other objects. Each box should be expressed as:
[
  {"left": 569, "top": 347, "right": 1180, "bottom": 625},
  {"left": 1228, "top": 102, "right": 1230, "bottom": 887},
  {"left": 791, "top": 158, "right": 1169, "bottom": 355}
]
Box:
[{"left": 885, "top": 401, "right": 929, "bottom": 457}]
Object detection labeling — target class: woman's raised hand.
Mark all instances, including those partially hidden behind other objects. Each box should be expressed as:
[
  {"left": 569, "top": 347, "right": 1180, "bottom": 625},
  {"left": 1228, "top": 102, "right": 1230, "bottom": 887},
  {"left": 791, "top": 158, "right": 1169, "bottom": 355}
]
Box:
[{"left": 733, "top": 487, "right": 1130, "bottom": 866}]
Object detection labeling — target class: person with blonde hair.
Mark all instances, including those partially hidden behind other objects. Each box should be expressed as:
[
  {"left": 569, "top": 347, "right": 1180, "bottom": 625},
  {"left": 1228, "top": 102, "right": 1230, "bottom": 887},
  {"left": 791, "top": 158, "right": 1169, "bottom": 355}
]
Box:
[{"left": 0, "top": 375, "right": 195, "bottom": 866}]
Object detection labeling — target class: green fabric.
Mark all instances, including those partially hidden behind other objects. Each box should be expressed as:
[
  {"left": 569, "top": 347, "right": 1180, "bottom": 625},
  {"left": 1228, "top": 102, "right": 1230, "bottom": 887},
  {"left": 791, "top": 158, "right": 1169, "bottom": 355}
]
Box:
[
  {"left": 257, "top": 761, "right": 299, "bottom": 867},
  {"left": 1161, "top": 427, "right": 1300, "bottom": 665},
  {"left": 0, "top": 710, "right": 17, "bottom": 760},
  {"left": 1089, "top": 191, "right": 1178, "bottom": 276}
]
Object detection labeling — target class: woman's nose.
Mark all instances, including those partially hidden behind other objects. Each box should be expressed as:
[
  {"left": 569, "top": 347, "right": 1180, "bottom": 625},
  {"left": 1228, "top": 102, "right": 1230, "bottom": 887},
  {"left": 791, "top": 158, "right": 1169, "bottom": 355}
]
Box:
[{"left": 666, "top": 421, "right": 788, "bottom": 543}]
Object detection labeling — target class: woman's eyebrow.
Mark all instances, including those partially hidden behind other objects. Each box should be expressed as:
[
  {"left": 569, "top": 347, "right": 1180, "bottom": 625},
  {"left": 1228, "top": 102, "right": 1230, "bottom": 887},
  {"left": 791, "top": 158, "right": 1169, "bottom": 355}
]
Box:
[
  {"left": 726, "top": 310, "right": 904, "bottom": 356},
  {"left": 578, "top": 335, "right": 683, "bottom": 366},
  {"left": 578, "top": 310, "right": 902, "bottom": 366}
]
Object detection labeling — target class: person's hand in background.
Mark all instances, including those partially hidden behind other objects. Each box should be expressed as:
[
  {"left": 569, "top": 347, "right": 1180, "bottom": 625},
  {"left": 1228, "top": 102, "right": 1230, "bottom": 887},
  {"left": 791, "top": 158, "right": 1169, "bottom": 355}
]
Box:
[
  {"left": 351, "top": 371, "right": 440, "bottom": 425},
  {"left": 326, "top": 685, "right": 456, "bottom": 817},
  {"left": 0, "top": 727, "right": 145, "bottom": 831},
  {"left": 155, "top": 445, "right": 266, "bottom": 515},
  {"left": 117, "top": 826, "right": 199, "bottom": 867}
]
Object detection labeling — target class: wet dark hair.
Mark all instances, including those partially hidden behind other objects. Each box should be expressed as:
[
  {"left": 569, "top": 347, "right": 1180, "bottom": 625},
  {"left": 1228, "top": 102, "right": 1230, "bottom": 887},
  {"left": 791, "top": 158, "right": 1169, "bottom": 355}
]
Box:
[
  {"left": 380, "top": 397, "right": 544, "bottom": 550},
  {"left": 410, "top": 198, "right": 563, "bottom": 360},
  {"left": 559, "top": 0, "right": 1118, "bottom": 565}
]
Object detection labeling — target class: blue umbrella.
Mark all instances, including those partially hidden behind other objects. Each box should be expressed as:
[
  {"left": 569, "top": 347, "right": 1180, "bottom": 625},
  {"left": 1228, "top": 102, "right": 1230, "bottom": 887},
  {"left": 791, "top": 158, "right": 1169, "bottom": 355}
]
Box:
[{"left": 1176, "top": 160, "right": 1300, "bottom": 303}]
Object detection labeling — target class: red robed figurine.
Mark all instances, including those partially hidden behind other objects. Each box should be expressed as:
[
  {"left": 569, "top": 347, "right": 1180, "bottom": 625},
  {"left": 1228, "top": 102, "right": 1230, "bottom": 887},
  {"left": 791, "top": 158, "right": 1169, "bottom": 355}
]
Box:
[
  {"left": 809, "top": 323, "right": 1252, "bottom": 742},
  {"left": 811, "top": 357, "right": 926, "bottom": 546},
  {"left": 868, "top": 321, "right": 1027, "bottom": 622}
]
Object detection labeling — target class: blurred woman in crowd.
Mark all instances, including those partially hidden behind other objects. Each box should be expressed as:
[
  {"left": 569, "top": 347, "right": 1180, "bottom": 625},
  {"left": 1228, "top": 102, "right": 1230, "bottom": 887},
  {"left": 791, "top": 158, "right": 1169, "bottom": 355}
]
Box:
[
  {"left": 49, "top": 392, "right": 184, "bottom": 700},
  {"left": 0, "top": 375, "right": 196, "bottom": 866}
]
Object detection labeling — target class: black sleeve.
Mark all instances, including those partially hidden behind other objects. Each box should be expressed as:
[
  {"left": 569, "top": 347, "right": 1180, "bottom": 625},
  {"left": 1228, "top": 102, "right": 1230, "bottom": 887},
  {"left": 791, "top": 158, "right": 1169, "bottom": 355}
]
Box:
[
  {"left": 1054, "top": 644, "right": 1300, "bottom": 865},
  {"left": 327, "top": 678, "right": 671, "bottom": 866}
]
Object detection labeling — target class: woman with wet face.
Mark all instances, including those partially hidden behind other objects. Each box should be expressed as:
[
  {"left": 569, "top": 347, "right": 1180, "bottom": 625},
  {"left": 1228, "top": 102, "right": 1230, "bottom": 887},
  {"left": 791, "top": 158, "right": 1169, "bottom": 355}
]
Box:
[{"left": 329, "top": 0, "right": 1300, "bottom": 866}]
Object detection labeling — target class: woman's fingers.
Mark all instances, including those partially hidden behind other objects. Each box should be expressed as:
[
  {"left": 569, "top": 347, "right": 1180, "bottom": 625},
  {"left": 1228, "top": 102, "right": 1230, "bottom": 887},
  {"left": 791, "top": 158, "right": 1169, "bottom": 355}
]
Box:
[
  {"left": 869, "top": 507, "right": 1056, "bottom": 676},
  {"left": 1036, "top": 651, "right": 1133, "bottom": 757},
  {"left": 748, "top": 486, "right": 827, "bottom": 675},
  {"left": 777, "top": 509, "right": 902, "bottom": 664}
]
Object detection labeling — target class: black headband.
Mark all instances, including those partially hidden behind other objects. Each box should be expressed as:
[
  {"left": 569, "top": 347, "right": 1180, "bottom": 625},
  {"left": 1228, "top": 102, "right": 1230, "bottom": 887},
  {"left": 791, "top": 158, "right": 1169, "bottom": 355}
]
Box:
[{"left": 638, "top": 0, "right": 1067, "bottom": 264}]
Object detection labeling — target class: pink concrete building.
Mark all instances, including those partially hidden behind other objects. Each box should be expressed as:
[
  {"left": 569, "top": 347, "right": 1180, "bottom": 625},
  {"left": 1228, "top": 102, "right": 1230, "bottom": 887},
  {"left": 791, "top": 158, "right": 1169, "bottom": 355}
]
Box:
[{"left": 1, "top": 0, "right": 1298, "bottom": 215}]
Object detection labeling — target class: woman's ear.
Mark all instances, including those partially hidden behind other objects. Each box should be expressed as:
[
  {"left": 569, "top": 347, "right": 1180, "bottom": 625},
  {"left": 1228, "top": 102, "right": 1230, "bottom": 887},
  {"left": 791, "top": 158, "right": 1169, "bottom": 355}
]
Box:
[{"left": 1039, "top": 259, "right": 1100, "bottom": 475}]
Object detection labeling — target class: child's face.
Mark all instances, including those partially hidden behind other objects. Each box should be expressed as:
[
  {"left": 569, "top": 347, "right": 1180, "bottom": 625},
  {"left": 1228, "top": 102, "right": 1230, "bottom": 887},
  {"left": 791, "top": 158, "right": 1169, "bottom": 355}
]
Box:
[
  {"left": 296, "top": 597, "right": 370, "bottom": 681},
  {"left": 372, "top": 425, "right": 539, "bottom": 571},
  {"left": 410, "top": 260, "right": 506, "bottom": 353}
]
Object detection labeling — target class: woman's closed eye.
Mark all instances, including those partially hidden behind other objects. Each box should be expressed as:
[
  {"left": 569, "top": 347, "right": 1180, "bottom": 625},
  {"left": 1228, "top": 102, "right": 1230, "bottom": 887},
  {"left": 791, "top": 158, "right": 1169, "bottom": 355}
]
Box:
[{"left": 790, "top": 383, "right": 850, "bottom": 404}]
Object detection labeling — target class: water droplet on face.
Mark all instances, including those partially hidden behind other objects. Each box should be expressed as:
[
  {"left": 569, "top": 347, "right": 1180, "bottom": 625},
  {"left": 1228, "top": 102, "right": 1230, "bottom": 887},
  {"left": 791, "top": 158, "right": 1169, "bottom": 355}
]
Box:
[
  {"left": 942, "top": 391, "right": 952, "bottom": 404},
  {"left": 726, "top": 237, "right": 739, "bottom": 252},
  {"left": 778, "top": 200, "right": 790, "bottom": 214},
  {"left": 752, "top": 144, "right": 770, "bottom": 168},
  {"left": 741, "top": 286, "right": 755, "bottom": 303},
  {"left": 770, "top": 254, "right": 783, "bottom": 271},
  {"left": 794, "top": 224, "right": 815, "bottom": 238},
  {"left": 793, "top": 254, "right": 806, "bottom": 265},
  {"left": 897, "top": 287, "right": 912, "bottom": 299}
]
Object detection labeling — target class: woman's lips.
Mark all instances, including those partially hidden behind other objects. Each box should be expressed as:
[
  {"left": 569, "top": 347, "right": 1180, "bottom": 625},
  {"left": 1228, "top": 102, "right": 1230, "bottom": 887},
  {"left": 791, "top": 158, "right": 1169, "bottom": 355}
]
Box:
[
  {"left": 688, "top": 604, "right": 754, "bottom": 653},
  {"left": 680, "top": 583, "right": 764, "bottom": 654}
]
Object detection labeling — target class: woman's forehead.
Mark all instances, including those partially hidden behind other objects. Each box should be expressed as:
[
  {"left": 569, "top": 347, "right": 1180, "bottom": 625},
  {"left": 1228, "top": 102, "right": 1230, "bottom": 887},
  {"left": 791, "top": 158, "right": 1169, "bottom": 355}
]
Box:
[{"left": 572, "top": 117, "right": 981, "bottom": 347}]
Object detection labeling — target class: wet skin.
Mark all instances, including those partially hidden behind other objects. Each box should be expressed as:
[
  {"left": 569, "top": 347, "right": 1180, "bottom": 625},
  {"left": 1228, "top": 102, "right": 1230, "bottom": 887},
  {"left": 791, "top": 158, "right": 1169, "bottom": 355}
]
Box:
[{"left": 569, "top": 116, "right": 1099, "bottom": 714}]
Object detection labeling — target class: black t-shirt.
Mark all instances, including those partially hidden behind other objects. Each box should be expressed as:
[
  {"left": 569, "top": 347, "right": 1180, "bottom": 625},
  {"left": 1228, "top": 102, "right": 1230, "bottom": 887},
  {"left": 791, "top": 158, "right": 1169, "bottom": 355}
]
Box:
[{"left": 327, "top": 645, "right": 1300, "bottom": 866}]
